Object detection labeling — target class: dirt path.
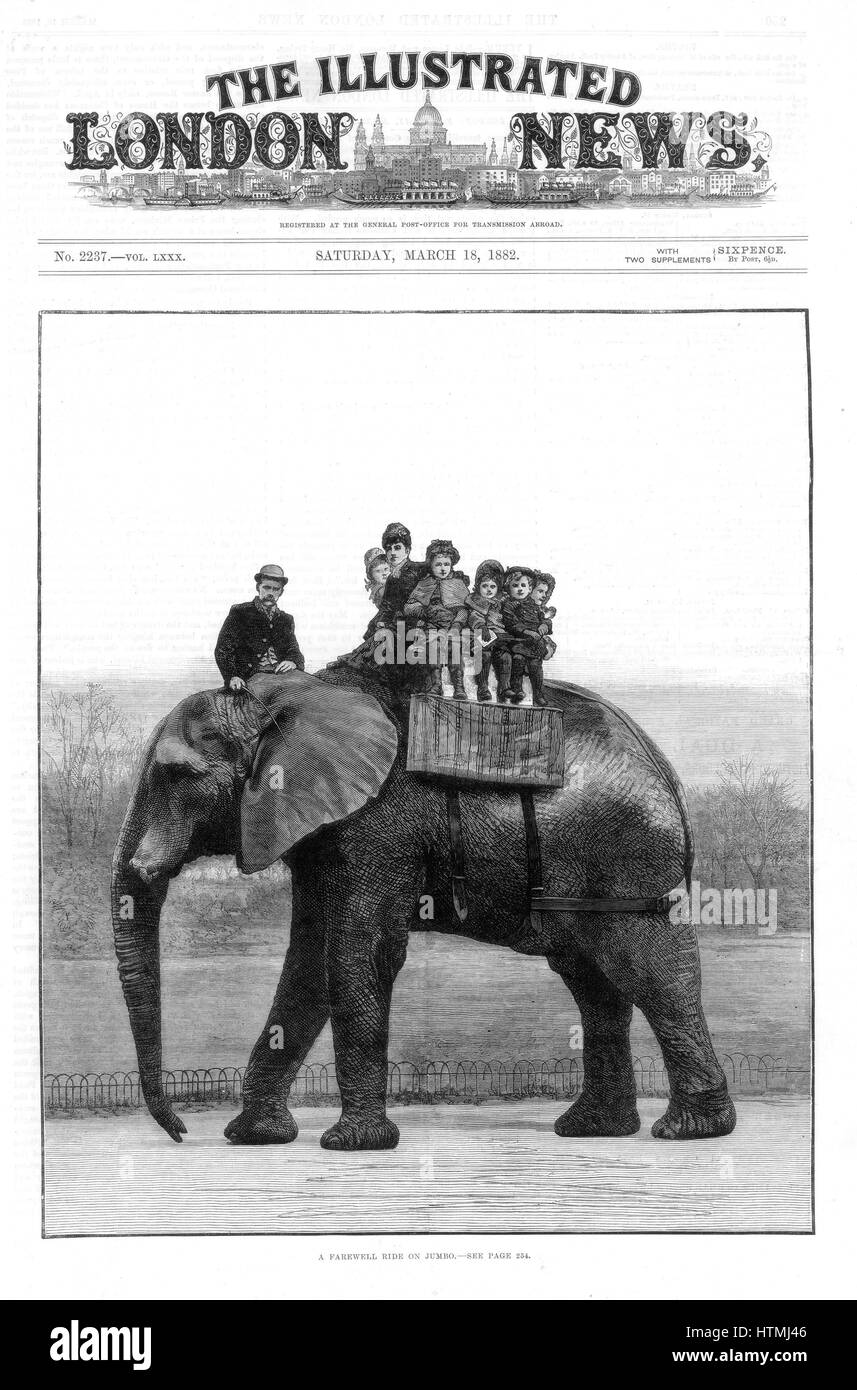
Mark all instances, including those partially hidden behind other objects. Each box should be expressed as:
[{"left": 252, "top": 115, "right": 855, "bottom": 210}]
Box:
[{"left": 44, "top": 1096, "right": 811, "bottom": 1236}]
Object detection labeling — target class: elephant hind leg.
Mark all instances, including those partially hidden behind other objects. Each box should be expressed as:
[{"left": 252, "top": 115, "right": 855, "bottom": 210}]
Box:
[
  {"left": 634, "top": 929, "right": 736, "bottom": 1140},
  {"left": 640, "top": 990, "right": 737, "bottom": 1141},
  {"left": 547, "top": 949, "right": 641, "bottom": 1138},
  {"left": 651, "top": 1087, "right": 736, "bottom": 1140}
]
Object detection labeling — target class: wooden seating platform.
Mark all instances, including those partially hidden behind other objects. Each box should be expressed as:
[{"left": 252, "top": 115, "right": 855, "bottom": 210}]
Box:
[{"left": 406, "top": 694, "right": 565, "bottom": 788}]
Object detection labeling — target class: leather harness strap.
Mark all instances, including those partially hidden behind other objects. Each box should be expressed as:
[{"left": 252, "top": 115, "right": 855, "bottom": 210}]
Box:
[
  {"left": 520, "top": 789, "right": 675, "bottom": 920},
  {"left": 535, "top": 894, "right": 675, "bottom": 914},
  {"left": 446, "top": 787, "right": 468, "bottom": 923},
  {"left": 445, "top": 784, "right": 675, "bottom": 929},
  {"left": 520, "top": 787, "right": 544, "bottom": 906}
]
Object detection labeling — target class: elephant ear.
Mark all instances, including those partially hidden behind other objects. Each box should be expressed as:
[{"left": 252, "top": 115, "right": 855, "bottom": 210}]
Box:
[{"left": 238, "top": 671, "right": 398, "bottom": 873}]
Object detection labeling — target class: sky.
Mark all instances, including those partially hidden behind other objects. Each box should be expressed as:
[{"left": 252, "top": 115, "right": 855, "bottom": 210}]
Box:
[{"left": 40, "top": 309, "right": 810, "bottom": 694}]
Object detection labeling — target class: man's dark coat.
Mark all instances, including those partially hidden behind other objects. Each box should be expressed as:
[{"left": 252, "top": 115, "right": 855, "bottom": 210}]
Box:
[{"left": 215, "top": 601, "right": 305, "bottom": 684}]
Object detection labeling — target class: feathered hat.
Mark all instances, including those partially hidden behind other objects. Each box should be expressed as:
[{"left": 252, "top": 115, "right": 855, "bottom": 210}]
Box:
[
  {"left": 364, "top": 546, "right": 386, "bottom": 575},
  {"left": 381, "top": 521, "right": 412, "bottom": 551},
  {"left": 425, "top": 538, "right": 461, "bottom": 568}
]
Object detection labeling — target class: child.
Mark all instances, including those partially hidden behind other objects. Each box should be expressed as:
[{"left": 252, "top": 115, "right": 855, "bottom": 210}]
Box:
[
  {"left": 404, "top": 539, "right": 470, "bottom": 699},
  {"left": 500, "top": 566, "right": 551, "bottom": 706},
  {"left": 466, "top": 559, "right": 508, "bottom": 702},
  {"left": 532, "top": 570, "right": 558, "bottom": 661},
  {"left": 364, "top": 546, "right": 391, "bottom": 609}
]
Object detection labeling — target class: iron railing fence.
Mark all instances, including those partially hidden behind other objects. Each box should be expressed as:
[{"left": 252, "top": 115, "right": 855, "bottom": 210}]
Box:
[{"left": 44, "top": 1053, "right": 807, "bottom": 1113}]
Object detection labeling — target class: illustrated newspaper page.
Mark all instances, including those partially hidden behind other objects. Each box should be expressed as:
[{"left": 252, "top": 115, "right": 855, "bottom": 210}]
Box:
[{"left": 3, "top": 0, "right": 853, "bottom": 1311}]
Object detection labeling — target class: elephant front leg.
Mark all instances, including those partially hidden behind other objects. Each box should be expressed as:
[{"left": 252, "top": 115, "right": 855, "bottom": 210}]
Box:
[
  {"left": 321, "top": 921, "right": 407, "bottom": 1151},
  {"left": 548, "top": 949, "right": 641, "bottom": 1137},
  {"left": 225, "top": 905, "right": 329, "bottom": 1146}
]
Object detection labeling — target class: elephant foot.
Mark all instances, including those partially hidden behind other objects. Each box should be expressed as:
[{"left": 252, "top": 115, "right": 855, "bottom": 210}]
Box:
[
  {"left": 652, "top": 1085, "right": 737, "bottom": 1140},
  {"left": 554, "top": 1094, "right": 641, "bottom": 1138},
  {"left": 320, "top": 1114, "right": 400, "bottom": 1152},
  {"left": 224, "top": 1104, "right": 299, "bottom": 1146}
]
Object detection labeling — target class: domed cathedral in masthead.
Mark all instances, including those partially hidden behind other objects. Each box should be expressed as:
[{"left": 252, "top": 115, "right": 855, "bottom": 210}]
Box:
[
  {"left": 409, "top": 93, "right": 448, "bottom": 146},
  {"left": 353, "top": 94, "right": 487, "bottom": 172}
]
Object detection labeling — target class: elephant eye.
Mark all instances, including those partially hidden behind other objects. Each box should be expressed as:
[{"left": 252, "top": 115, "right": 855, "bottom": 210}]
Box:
[{"left": 161, "top": 760, "right": 194, "bottom": 778}]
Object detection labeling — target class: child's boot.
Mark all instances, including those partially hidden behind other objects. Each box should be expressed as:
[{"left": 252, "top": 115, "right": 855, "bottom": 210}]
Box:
[
  {"left": 510, "top": 657, "right": 526, "bottom": 704},
  {"left": 494, "top": 650, "right": 513, "bottom": 703},
  {"left": 427, "top": 666, "right": 444, "bottom": 697},
  {"left": 450, "top": 664, "right": 467, "bottom": 701},
  {"left": 529, "top": 660, "right": 548, "bottom": 707}
]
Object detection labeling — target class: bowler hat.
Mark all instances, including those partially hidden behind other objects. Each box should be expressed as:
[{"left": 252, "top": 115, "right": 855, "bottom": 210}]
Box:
[{"left": 254, "top": 564, "right": 288, "bottom": 586}]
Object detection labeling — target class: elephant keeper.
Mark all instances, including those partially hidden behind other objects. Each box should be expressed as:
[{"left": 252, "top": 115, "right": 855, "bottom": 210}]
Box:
[{"left": 215, "top": 564, "right": 305, "bottom": 694}]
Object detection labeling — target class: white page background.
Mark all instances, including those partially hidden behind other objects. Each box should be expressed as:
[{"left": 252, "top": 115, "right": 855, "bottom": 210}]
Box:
[{"left": 2, "top": 0, "right": 853, "bottom": 1301}]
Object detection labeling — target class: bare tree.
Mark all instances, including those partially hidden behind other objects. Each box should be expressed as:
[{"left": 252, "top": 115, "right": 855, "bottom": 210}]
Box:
[
  {"left": 688, "top": 785, "right": 734, "bottom": 888},
  {"left": 44, "top": 684, "right": 140, "bottom": 851},
  {"left": 716, "top": 757, "right": 805, "bottom": 891},
  {"left": 44, "top": 690, "right": 88, "bottom": 851}
]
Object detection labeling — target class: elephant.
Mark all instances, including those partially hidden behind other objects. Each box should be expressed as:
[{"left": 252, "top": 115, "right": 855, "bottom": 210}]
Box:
[{"left": 111, "top": 663, "right": 737, "bottom": 1150}]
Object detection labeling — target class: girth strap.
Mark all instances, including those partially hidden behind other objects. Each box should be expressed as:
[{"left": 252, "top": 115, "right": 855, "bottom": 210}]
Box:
[
  {"left": 520, "top": 786, "right": 544, "bottom": 901},
  {"left": 443, "top": 784, "right": 678, "bottom": 928},
  {"left": 519, "top": 789, "right": 676, "bottom": 920},
  {"left": 446, "top": 787, "right": 468, "bottom": 923},
  {"left": 536, "top": 894, "right": 675, "bottom": 914}
]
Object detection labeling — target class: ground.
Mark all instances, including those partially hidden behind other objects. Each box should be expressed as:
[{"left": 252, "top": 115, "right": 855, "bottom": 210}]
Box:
[{"left": 44, "top": 1096, "right": 811, "bottom": 1236}]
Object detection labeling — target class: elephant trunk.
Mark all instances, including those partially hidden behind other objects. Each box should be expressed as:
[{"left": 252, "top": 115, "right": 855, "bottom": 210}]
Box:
[{"left": 111, "top": 783, "right": 187, "bottom": 1143}]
